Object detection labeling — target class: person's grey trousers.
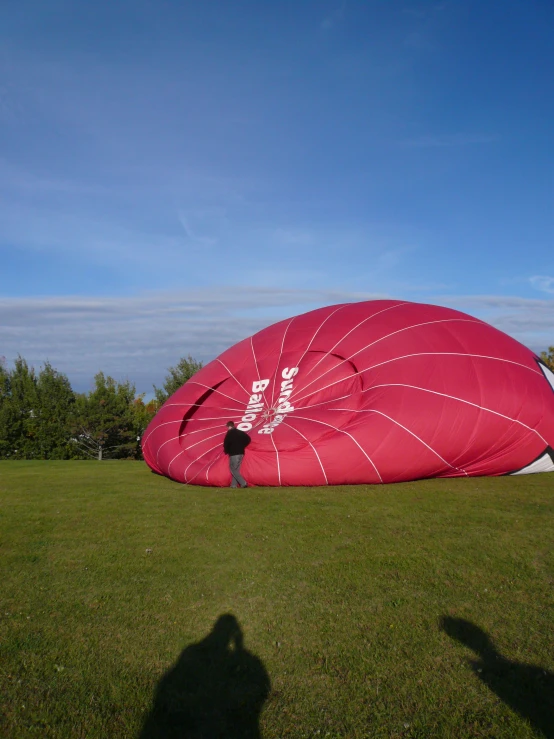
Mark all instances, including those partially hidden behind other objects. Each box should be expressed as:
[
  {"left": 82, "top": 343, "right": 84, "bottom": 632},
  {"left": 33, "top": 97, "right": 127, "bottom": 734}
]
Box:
[{"left": 229, "top": 454, "right": 247, "bottom": 488}]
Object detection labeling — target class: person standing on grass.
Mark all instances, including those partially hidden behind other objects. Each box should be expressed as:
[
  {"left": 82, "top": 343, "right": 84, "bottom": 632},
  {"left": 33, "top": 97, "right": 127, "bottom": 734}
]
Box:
[{"left": 223, "top": 421, "right": 251, "bottom": 488}]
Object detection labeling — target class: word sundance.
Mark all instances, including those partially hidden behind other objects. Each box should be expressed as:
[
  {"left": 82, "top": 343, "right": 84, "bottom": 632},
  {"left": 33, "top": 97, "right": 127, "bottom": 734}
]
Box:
[
  {"left": 236, "top": 367, "right": 299, "bottom": 434},
  {"left": 259, "top": 367, "right": 299, "bottom": 434}
]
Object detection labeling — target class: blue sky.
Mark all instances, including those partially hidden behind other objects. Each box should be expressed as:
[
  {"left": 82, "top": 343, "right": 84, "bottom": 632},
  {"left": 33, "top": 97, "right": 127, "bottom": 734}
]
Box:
[{"left": 1, "top": 0, "right": 553, "bottom": 392}]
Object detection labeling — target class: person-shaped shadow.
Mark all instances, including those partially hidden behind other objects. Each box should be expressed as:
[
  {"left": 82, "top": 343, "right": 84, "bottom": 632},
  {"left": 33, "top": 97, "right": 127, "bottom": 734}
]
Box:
[
  {"left": 139, "top": 613, "right": 270, "bottom": 739},
  {"left": 441, "top": 616, "right": 554, "bottom": 738}
]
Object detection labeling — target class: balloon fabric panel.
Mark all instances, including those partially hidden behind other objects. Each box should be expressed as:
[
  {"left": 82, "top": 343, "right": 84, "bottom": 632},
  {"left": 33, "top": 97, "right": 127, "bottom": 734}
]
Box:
[{"left": 142, "top": 301, "right": 554, "bottom": 486}]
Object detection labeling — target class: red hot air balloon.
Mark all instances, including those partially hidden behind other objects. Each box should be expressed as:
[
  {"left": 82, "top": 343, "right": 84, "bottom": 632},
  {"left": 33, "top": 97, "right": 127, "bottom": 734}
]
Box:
[{"left": 142, "top": 300, "right": 554, "bottom": 486}]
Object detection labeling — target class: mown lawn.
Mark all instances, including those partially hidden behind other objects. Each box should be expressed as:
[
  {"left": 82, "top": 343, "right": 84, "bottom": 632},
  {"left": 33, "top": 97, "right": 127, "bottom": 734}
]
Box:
[{"left": 0, "top": 461, "right": 553, "bottom": 738}]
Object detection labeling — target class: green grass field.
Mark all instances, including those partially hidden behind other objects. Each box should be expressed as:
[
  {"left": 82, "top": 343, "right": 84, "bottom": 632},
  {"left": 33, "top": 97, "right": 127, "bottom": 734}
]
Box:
[{"left": 1, "top": 462, "right": 553, "bottom": 738}]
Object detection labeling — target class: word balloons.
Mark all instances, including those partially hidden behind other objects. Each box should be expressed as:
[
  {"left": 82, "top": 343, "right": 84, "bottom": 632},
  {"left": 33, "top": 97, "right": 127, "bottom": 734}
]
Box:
[{"left": 142, "top": 300, "right": 554, "bottom": 486}]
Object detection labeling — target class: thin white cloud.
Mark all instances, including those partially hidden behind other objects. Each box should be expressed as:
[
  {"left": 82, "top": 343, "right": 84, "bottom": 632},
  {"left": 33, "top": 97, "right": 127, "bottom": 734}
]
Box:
[
  {"left": 0, "top": 288, "right": 382, "bottom": 392},
  {"left": 177, "top": 212, "right": 218, "bottom": 247},
  {"left": 0, "top": 200, "right": 188, "bottom": 268},
  {"left": 0, "top": 161, "right": 427, "bottom": 295},
  {"left": 434, "top": 294, "right": 554, "bottom": 353},
  {"left": 2, "top": 290, "right": 553, "bottom": 394},
  {"left": 530, "top": 275, "right": 554, "bottom": 294}
]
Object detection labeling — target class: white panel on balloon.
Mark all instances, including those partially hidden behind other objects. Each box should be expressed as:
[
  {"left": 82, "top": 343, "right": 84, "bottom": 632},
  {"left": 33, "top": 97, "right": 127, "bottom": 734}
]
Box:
[
  {"left": 511, "top": 452, "right": 554, "bottom": 475},
  {"left": 539, "top": 362, "right": 554, "bottom": 392}
]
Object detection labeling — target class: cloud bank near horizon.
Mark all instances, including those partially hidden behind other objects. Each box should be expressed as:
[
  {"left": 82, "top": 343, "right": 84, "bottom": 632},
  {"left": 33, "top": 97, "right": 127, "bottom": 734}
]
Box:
[{"left": 2, "top": 289, "right": 553, "bottom": 394}]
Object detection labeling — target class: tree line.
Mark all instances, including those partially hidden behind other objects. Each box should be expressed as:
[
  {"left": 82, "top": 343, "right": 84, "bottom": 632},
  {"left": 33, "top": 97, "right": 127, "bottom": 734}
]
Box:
[
  {"left": 0, "top": 355, "right": 203, "bottom": 460},
  {"left": 1, "top": 348, "right": 553, "bottom": 462},
  {"left": 543, "top": 347, "right": 554, "bottom": 371}
]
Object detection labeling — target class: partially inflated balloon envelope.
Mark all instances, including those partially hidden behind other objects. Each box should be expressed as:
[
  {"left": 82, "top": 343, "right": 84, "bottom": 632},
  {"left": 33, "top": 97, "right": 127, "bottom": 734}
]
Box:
[{"left": 142, "top": 300, "right": 554, "bottom": 486}]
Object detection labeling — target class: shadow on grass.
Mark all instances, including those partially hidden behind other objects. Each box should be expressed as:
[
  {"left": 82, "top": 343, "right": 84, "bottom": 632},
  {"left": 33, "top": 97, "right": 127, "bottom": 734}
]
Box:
[
  {"left": 139, "top": 613, "right": 270, "bottom": 739},
  {"left": 441, "top": 616, "right": 554, "bottom": 738}
]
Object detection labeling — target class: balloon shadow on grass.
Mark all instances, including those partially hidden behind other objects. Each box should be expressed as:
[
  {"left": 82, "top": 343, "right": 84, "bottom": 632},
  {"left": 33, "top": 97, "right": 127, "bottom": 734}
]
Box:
[
  {"left": 441, "top": 616, "right": 554, "bottom": 738},
  {"left": 139, "top": 613, "right": 270, "bottom": 739}
]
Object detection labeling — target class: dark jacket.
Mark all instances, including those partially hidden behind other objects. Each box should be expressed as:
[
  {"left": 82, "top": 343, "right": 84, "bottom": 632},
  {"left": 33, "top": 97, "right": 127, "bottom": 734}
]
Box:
[{"left": 224, "top": 428, "right": 251, "bottom": 456}]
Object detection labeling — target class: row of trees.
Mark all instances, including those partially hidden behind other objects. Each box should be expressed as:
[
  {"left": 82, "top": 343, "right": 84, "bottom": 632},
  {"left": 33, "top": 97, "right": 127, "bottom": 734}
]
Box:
[
  {"left": 542, "top": 347, "right": 554, "bottom": 371},
  {"left": 0, "top": 355, "right": 203, "bottom": 460},
  {"left": 1, "top": 349, "right": 553, "bottom": 462}
]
